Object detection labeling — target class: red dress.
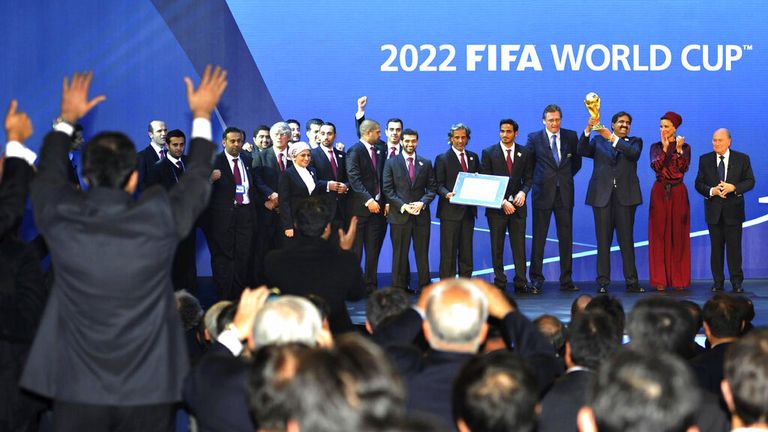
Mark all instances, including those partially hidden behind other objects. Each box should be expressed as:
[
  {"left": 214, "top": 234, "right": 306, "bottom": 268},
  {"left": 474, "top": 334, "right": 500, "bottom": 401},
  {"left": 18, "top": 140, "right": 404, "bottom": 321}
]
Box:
[{"left": 648, "top": 142, "right": 691, "bottom": 289}]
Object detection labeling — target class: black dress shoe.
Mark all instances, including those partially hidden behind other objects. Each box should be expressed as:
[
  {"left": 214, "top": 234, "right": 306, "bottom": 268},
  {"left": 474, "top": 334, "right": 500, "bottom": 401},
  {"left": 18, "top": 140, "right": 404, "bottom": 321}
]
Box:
[
  {"left": 711, "top": 284, "right": 724, "bottom": 292},
  {"left": 560, "top": 284, "right": 580, "bottom": 292},
  {"left": 528, "top": 284, "right": 541, "bottom": 295},
  {"left": 597, "top": 285, "right": 608, "bottom": 294},
  {"left": 626, "top": 285, "right": 646, "bottom": 293},
  {"left": 514, "top": 285, "right": 531, "bottom": 294},
  {"left": 733, "top": 285, "right": 744, "bottom": 293}
]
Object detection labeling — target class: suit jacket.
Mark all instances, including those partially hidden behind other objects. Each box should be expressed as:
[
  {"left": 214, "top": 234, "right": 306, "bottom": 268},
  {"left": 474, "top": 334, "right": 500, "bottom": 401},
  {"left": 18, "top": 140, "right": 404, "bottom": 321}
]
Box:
[
  {"left": 0, "top": 157, "right": 34, "bottom": 237},
  {"left": 480, "top": 143, "right": 533, "bottom": 218},
  {"left": 690, "top": 342, "right": 732, "bottom": 397},
  {"left": 434, "top": 148, "right": 479, "bottom": 221},
  {"left": 183, "top": 351, "right": 253, "bottom": 432},
  {"left": 21, "top": 131, "right": 215, "bottom": 405},
  {"left": 136, "top": 144, "right": 161, "bottom": 190},
  {"left": 263, "top": 236, "right": 364, "bottom": 333},
  {"left": 694, "top": 150, "right": 755, "bottom": 225},
  {"left": 539, "top": 369, "right": 594, "bottom": 432},
  {"left": 252, "top": 147, "right": 292, "bottom": 201},
  {"left": 146, "top": 156, "right": 187, "bottom": 190},
  {"left": 309, "top": 145, "right": 348, "bottom": 221},
  {"left": 578, "top": 133, "right": 643, "bottom": 207},
  {"left": 382, "top": 154, "right": 436, "bottom": 225},
  {"left": 527, "top": 129, "right": 582, "bottom": 209},
  {"left": 207, "top": 152, "right": 259, "bottom": 213},
  {"left": 277, "top": 165, "right": 327, "bottom": 230},
  {"left": 345, "top": 140, "right": 385, "bottom": 217}
]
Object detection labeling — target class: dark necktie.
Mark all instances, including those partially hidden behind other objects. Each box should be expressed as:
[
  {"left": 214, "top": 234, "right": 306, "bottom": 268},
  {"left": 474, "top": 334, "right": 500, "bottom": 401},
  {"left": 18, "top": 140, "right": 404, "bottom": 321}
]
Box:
[
  {"left": 277, "top": 153, "right": 285, "bottom": 172},
  {"left": 718, "top": 155, "right": 725, "bottom": 181},
  {"left": 459, "top": 152, "right": 468, "bottom": 172},
  {"left": 233, "top": 158, "right": 243, "bottom": 204},
  {"left": 328, "top": 149, "right": 338, "bottom": 179},
  {"left": 389, "top": 147, "right": 397, "bottom": 159},
  {"left": 159, "top": 148, "right": 167, "bottom": 160},
  {"left": 505, "top": 149, "right": 513, "bottom": 175},
  {"left": 408, "top": 157, "right": 415, "bottom": 183},
  {"left": 176, "top": 160, "right": 184, "bottom": 171},
  {"left": 551, "top": 134, "right": 560, "bottom": 165}
]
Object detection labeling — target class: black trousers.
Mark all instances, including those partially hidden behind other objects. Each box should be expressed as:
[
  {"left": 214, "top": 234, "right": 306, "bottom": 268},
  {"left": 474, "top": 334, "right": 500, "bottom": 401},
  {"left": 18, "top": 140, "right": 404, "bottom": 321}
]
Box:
[
  {"left": 708, "top": 215, "right": 743, "bottom": 287},
  {"left": 171, "top": 229, "right": 198, "bottom": 294},
  {"left": 53, "top": 400, "right": 174, "bottom": 432},
  {"left": 529, "top": 188, "right": 573, "bottom": 286},
  {"left": 438, "top": 212, "right": 475, "bottom": 279},
  {"left": 352, "top": 211, "right": 386, "bottom": 290},
  {"left": 390, "top": 217, "right": 431, "bottom": 289},
  {"left": 592, "top": 190, "right": 638, "bottom": 287},
  {"left": 487, "top": 213, "right": 527, "bottom": 289},
  {"left": 207, "top": 205, "right": 256, "bottom": 300}
]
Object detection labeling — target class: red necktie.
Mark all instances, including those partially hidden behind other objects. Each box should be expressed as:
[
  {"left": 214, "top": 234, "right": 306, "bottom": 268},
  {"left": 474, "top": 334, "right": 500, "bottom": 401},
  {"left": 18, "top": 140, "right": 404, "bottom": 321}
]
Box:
[
  {"left": 505, "top": 149, "right": 513, "bottom": 175},
  {"left": 277, "top": 153, "right": 285, "bottom": 172},
  {"left": 408, "top": 157, "right": 415, "bottom": 183},
  {"left": 233, "top": 158, "right": 243, "bottom": 204},
  {"left": 370, "top": 146, "right": 379, "bottom": 195},
  {"left": 459, "top": 152, "right": 468, "bottom": 172},
  {"left": 389, "top": 147, "right": 397, "bottom": 159},
  {"left": 328, "top": 150, "right": 338, "bottom": 179}
]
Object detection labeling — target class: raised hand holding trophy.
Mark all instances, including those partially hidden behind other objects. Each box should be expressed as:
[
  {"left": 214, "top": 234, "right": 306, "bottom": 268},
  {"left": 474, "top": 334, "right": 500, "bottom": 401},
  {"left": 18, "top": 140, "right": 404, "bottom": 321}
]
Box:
[{"left": 584, "top": 92, "right": 606, "bottom": 131}]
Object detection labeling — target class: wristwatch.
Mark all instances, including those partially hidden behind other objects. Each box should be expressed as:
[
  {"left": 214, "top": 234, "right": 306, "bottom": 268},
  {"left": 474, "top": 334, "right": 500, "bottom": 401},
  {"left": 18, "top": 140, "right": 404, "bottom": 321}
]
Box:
[{"left": 53, "top": 116, "right": 74, "bottom": 128}]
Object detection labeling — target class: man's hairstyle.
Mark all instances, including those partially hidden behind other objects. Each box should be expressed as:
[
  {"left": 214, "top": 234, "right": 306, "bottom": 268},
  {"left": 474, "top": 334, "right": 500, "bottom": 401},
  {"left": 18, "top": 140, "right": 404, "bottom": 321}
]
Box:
[
  {"left": 499, "top": 118, "right": 519, "bottom": 132},
  {"left": 568, "top": 310, "right": 620, "bottom": 370},
  {"left": 542, "top": 104, "right": 562, "bottom": 119},
  {"left": 588, "top": 349, "right": 699, "bottom": 432},
  {"left": 679, "top": 300, "right": 703, "bottom": 332},
  {"left": 359, "top": 119, "right": 380, "bottom": 135},
  {"left": 294, "top": 197, "right": 332, "bottom": 238},
  {"left": 147, "top": 120, "right": 163, "bottom": 133},
  {"left": 166, "top": 129, "right": 186, "bottom": 142},
  {"left": 305, "top": 118, "right": 323, "bottom": 131},
  {"left": 626, "top": 296, "right": 693, "bottom": 357},
  {"left": 401, "top": 128, "right": 418, "bottom": 140},
  {"left": 703, "top": 293, "right": 744, "bottom": 338},
  {"left": 321, "top": 121, "right": 336, "bottom": 133},
  {"left": 215, "top": 303, "right": 237, "bottom": 336},
  {"left": 448, "top": 123, "right": 471, "bottom": 140},
  {"left": 453, "top": 350, "right": 538, "bottom": 432},
  {"left": 285, "top": 118, "right": 299, "bottom": 127},
  {"left": 570, "top": 294, "right": 593, "bottom": 322},
  {"left": 82, "top": 132, "right": 137, "bottom": 189},
  {"left": 724, "top": 329, "right": 768, "bottom": 426},
  {"left": 533, "top": 314, "right": 566, "bottom": 354},
  {"left": 611, "top": 111, "right": 633, "bottom": 124},
  {"left": 425, "top": 279, "right": 488, "bottom": 349},
  {"left": 365, "top": 288, "right": 411, "bottom": 331},
  {"left": 251, "top": 296, "right": 322, "bottom": 348},
  {"left": 252, "top": 124, "right": 270, "bottom": 138},
  {"left": 386, "top": 118, "right": 403, "bottom": 129},
  {"left": 585, "top": 295, "right": 625, "bottom": 342},
  {"left": 248, "top": 342, "right": 311, "bottom": 431},
  {"left": 305, "top": 294, "right": 330, "bottom": 322},
  {"left": 174, "top": 290, "right": 203, "bottom": 331},
  {"left": 203, "top": 300, "right": 233, "bottom": 340},
  {"left": 270, "top": 121, "right": 291, "bottom": 140},
  {"left": 221, "top": 126, "right": 244, "bottom": 141}
]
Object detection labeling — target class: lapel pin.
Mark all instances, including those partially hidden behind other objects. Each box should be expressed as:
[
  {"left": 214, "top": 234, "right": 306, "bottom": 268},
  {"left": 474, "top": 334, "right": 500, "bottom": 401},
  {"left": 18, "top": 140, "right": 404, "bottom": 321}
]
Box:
[
  {"left": 517, "top": 152, "right": 522, "bottom": 157},
  {"left": 469, "top": 157, "right": 474, "bottom": 161},
  {"left": 418, "top": 161, "right": 423, "bottom": 166}
]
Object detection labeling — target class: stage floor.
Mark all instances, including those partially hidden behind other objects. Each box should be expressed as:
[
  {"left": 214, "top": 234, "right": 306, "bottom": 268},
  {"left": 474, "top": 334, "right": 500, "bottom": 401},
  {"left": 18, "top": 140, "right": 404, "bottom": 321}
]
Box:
[{"left": 194, "top": 277, "right": 767, "bottom": 329}]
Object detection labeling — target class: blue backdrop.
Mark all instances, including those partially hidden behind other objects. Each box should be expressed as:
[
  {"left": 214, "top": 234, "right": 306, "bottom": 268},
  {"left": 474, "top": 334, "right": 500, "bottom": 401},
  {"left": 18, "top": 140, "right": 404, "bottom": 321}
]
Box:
[{"left": 3, "top": 0, "right": 766, "bottom": 282}]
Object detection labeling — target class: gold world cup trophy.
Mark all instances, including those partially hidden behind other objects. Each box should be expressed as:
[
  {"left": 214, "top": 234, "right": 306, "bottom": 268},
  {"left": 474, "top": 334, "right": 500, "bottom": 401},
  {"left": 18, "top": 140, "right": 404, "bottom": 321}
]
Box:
[{"left": 584, "top": 92, "right": 605, "bottom": 131}]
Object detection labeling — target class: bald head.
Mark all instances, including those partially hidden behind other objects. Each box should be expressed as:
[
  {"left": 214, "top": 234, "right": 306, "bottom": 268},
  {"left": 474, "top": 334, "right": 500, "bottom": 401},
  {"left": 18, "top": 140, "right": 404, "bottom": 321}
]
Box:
[{"left": 424, "top": 280, "right": 488, "bottom": 352}]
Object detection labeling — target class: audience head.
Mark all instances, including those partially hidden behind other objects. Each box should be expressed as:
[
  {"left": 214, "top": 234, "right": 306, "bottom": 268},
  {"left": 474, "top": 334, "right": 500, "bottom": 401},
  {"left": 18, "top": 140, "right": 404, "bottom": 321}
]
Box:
[
  {"left": 174, "top": 290, "right": 203, "bottom": 331},
  {"left": 270, "top": 121, "right": 291, "bottom": 151},
  {"left": 365, "top": 287, "right": 412, "bottom": 334},
  {"left": 423, "top": 279, "right": 489, "bottom": 353},
  {"left": 82, "top": 132, "right": 137, "bottom": 191},
  {"left": 147, "top": 120, "right": 167, "bottom": 146},
  {"left": 253, "top": 125, "right": 271, "bottom": 150},
  {"left": 215, "top": 302, "right": 237, "bottom": 337},
  {"left": 626, "top": 296, "right": 693, "bottom": 357},
  {"left": 203, "top": 300, "right": 233, "bottom": 341},
  {"left": 453, "top": 350, "right": 538, "bottom": 432},
  {"left": 679, "top": 300, "right": 703, "bottom": 334},
  {"left": 703, "top": 293, "right": 745, "bottom": 342},
  {"left": 534, "top": 314, "right": 566, "bottom": 356},
  {"left": 585, "top": 295, "right": 625, "bottom": 342},
  {"left": 571, "top": 294, "right": 593, "bottom": 322},
  {"left": 294, "top": 197, "right": 332, "bottom": 238},
  {"left": 306, "top": 294, "right": 331, "bottom": 331},
  {"left": 566, "top": 310, "right": 620, "bottom": 371},
  {"left": 285, "top": 119, "right": 301, "bottom": 142},
  {"left": 722, "top": 329, "right": 768, "bottom": 428},
  {"left": 578, "top": 349, "right": 699, "bottom": 432},
  {"left": 249, "top": 295, "right": 323, "bottom": 350}
]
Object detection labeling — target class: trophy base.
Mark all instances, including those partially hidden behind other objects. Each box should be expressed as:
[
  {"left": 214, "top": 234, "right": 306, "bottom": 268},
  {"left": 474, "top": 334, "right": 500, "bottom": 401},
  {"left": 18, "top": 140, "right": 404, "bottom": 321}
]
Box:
[{"left": 591, "top": 124, "right": 605, "bottom": 131}]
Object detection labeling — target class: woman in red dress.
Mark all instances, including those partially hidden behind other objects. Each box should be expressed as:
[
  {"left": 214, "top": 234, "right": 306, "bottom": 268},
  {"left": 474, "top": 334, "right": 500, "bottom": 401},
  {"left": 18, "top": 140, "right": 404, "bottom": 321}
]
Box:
[{"left": 648, "top": 111, "right": 691, "bottom": 290}]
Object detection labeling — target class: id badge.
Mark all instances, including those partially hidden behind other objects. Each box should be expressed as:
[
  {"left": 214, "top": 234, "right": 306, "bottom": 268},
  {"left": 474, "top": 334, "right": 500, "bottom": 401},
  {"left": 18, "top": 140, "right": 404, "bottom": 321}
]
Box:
[{"left": 235, "top": 185, "right": 246, "bottom": 195}]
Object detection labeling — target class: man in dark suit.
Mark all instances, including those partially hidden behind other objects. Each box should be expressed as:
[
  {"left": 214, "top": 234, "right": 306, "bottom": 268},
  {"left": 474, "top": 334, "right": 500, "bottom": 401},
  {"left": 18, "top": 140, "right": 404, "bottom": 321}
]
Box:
[
  {"left": 146, "top": 129, "right": 198, "bottom": 293},
  {"left": 136, "top": 119, "right": 167, "bottom": 190},
  {"left": 539, "top": 310, "right": 620, "bottom": 432},
  {"left": 382, "top": 129, "right": 437, "bottom": 292},
  {"left": 694, "top": 128, "right": 755, "bottom": 293},
  {"left": 264, "top": 198, "right": 363, "bottom": 333},
  {"left": 310, "top": 122, "right": 349, "bottom": 231},
  {"left": 20, "top": 68, "right": 225, "bottom": 431},
  {"left": 346, "top": 119, "right": 387, "bottom": 292},
  {"left": 578, "top": 112, "right": 644, "bottom": 294},
  {"left": 355, "top": 96, "right": 403, "bottom": 158},
  {"left": 252, "top": 121, "right": 292, "bottom": 284},
  {"left": 205, "top": 126, "right": 259, "bottom": 301},
  {"left": 722, "top": 329, "right": 768, "bottom": 431},
  {"left": 481, "top": 119, "right": 534, "bottom": 293},
  {"left": 528, "top": 104, "right": 582, "bottom": 292},
  {"left": 434, "top": 123, "right": 479, "bottom": 279}
]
